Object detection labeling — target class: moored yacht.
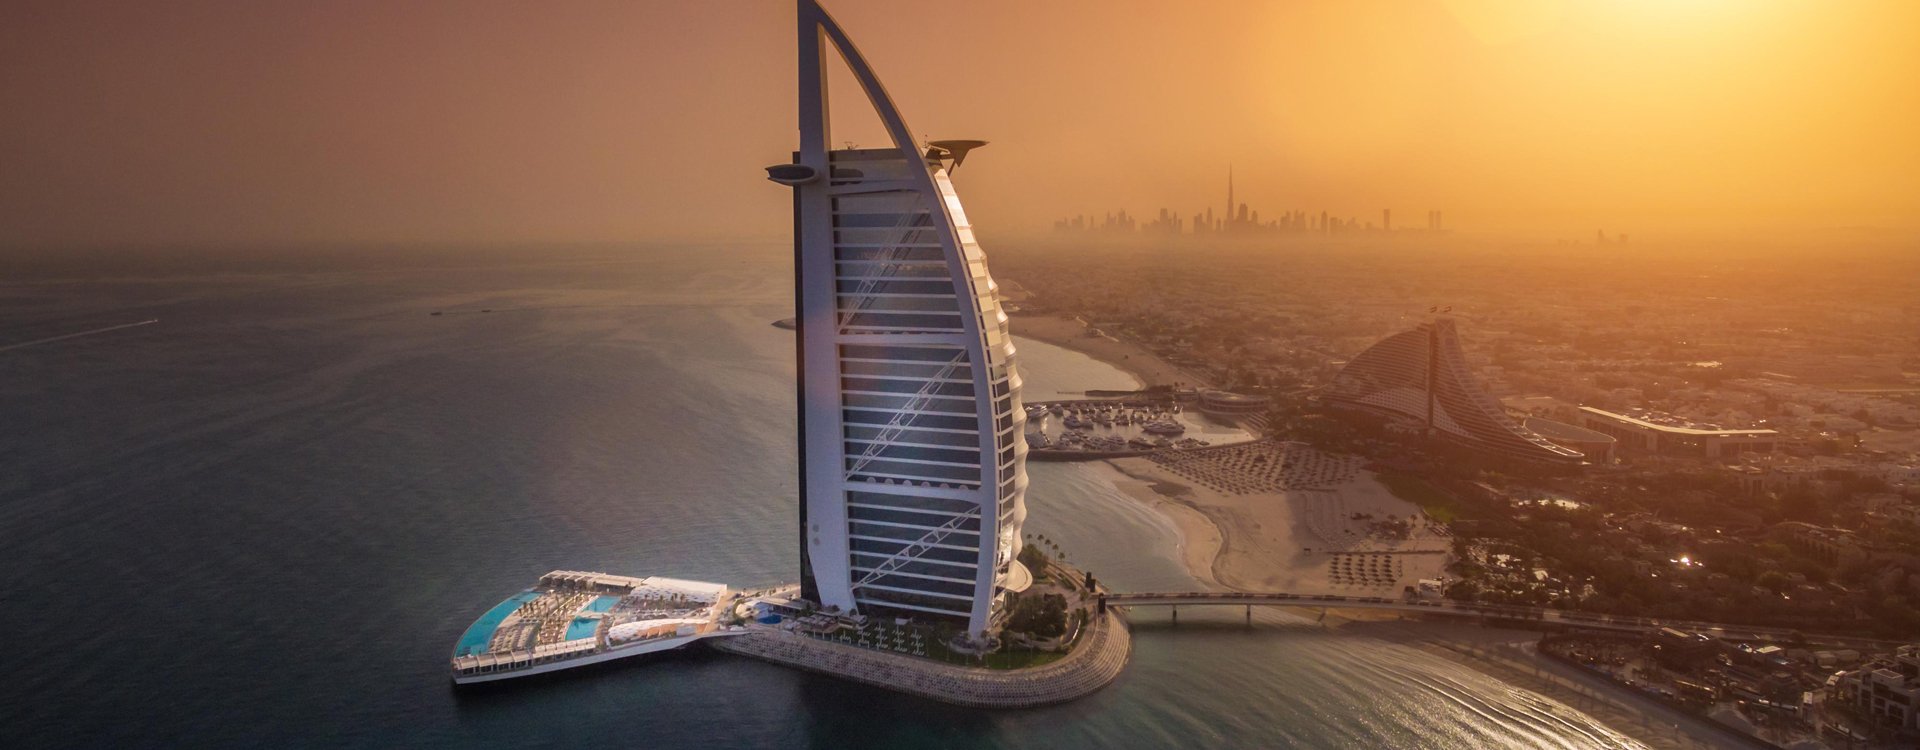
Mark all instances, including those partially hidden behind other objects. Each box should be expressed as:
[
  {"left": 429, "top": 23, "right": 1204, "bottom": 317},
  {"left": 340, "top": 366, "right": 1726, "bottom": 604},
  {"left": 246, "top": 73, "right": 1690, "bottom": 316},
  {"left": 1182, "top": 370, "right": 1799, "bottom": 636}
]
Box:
[{"left": 1143, "top": 420, "right": 1186, "bottom": 436}]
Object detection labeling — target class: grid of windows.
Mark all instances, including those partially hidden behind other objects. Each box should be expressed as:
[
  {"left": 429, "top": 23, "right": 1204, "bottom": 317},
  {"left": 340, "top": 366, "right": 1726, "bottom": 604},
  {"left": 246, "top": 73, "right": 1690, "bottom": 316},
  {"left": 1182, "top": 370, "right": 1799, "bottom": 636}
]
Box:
[{"left": 806, "top": 148, "right": 1029, "bottom": 633}]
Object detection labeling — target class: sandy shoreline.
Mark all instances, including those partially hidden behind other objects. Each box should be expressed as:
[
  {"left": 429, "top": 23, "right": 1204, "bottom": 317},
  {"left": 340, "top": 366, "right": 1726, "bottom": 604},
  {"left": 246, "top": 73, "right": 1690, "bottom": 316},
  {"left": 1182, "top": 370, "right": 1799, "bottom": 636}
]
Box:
[
  {"left": 1103, "top": 445, "right": 1451, "bottom": 596},
  {"left": 1012, "top": 311, "right": 1448, "bottom": 595},
  {"left": 1098, "top": 465, "right": 1227, "bottom": 588},
  {"left": 1018, "top": 304, "right": 1734, "bottom": 748},
  {"left": 1012, "top": 312, "right": 1207, "bottom": 390},
  {"left": 1027, "top": 323, "right": 1727, "bottom": 748}
]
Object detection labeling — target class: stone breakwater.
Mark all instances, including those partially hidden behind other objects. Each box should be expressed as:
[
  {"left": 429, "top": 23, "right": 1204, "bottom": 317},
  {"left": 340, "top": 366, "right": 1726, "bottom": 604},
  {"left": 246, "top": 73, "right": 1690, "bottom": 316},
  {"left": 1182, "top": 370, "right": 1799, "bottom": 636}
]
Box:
[{"left": 708, "top": 612, "right": 1132, "bottom": 709}]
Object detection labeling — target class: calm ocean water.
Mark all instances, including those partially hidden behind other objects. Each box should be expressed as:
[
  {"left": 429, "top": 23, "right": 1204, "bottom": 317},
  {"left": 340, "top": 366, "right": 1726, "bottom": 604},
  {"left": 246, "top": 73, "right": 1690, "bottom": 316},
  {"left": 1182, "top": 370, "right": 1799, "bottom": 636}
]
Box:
[{"left": 0, "top": 245, "right": 1642, "bottom": 748}]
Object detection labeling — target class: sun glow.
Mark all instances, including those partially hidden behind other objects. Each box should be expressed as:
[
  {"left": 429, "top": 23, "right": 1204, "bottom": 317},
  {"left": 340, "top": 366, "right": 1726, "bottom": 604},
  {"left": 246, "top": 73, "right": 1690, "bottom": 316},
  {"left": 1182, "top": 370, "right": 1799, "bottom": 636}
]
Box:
[{"left": 1440, "top": 0, "right": 1568, "bottom": 44}]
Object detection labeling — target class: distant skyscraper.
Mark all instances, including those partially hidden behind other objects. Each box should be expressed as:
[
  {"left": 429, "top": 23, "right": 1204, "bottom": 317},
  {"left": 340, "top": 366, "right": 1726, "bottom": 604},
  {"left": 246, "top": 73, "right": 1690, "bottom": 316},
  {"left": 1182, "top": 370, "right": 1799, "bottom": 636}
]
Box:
[
  {"left": 769, "top": 0, "right": 1030, "bottom": 639},
  {"left": 1324, "top": 319, "right": 1584, "bottom": 465},
  {"left": 1383, "top": 209, "right": 1391, "bottom": 231},
  {"left": 1226, "top": 165, "right": 1234, "bottom": 229}
]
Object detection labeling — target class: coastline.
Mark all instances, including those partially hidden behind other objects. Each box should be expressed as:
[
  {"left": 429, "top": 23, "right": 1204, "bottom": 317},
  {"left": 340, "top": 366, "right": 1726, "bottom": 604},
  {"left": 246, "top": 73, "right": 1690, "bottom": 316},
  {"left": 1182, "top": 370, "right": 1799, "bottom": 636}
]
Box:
[
  {"left": 1014, "top": 308, "right": 1445, "bottom": 596},
  {"left": 1012, "top": 312, "right": 1206, "bottom": 390},
  {"left": 1019, "top": 311, "right": 1737, "bottom": 750},
  {"left": 1335, "top": 618, "right": 1745, "bottom": 750},
  {"left": 1099, "top": 464, "right": 1228, "bottom": 590},
  {"left": 1101, "top": 450, "right": 1450, "bottom": 596}
]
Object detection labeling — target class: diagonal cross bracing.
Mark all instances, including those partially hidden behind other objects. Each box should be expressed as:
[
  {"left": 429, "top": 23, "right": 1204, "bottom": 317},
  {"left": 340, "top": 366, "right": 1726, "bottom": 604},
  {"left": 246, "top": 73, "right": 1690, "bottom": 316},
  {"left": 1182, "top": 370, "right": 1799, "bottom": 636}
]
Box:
[
  {"left": 837, "top": 197, "right": 930, "bottom": 333},
  {"left": 849, "top": 510, "right": 980, "bottom": 591},
  {"left": 844, "top": 349, "right": 969, "bottom": 479}
]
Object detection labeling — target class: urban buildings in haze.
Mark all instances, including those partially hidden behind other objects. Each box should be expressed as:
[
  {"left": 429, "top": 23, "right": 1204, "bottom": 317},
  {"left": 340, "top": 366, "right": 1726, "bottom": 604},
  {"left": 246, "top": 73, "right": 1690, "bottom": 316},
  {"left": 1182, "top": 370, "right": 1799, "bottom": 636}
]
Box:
[{"left": 1053, "top": 168, "right": 1447, "bottom": 239}]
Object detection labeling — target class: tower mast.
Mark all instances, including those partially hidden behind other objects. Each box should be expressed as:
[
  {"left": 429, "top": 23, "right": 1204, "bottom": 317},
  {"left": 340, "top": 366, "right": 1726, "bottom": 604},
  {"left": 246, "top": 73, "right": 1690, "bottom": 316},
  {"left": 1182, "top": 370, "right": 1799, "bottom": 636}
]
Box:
[{"left": 1226, "top": 165, "right": 1234, "bottom": 229}]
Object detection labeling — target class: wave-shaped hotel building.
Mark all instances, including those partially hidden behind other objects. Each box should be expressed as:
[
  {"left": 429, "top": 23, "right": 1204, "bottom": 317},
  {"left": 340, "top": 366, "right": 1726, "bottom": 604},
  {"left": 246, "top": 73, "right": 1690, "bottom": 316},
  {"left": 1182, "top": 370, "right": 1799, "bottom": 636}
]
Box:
[
  {"left": 769, "top": 0, "right": 1030, "bottom": 642},
  {"left": 445, "top": 3, "right": 1140, "bottom": 702},
  {"left": 1324, "top": 318, "right": 1585, "bottom": 466}
]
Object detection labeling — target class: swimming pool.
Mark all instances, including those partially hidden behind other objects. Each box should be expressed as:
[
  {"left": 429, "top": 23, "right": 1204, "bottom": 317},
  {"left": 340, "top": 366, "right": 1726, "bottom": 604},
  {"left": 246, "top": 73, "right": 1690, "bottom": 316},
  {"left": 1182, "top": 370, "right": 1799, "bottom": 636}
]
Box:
[
  {"left": 582, "top": 596, "right": 619, "bottom": 614},
  {"left": 564, "top": 617, "right": 600, "bottom": 641},
  {"left": 455, "top": 592, "right": 538, "bottom": 657}
]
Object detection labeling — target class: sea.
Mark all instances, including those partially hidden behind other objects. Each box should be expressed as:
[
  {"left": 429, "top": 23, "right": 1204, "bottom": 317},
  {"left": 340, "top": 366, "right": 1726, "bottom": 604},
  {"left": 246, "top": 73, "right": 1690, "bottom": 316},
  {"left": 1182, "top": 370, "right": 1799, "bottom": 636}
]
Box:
[{"left": 0, "top": 244, "right": 1646, "bottom": 748}]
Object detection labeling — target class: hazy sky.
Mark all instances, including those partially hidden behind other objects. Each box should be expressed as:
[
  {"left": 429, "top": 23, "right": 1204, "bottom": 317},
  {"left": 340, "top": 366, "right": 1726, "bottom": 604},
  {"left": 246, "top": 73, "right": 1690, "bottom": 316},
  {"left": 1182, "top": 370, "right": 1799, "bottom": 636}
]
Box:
[{"left": 3, "top": 0, "right": 1917, "bottom": 251}]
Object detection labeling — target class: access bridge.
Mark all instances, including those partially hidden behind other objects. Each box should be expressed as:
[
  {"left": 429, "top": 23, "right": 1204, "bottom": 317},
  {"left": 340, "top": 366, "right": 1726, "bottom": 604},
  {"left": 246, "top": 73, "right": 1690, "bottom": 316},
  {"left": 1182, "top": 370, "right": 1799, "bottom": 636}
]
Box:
[{"left": 1100, "top": 591, "right": 1902, "bottom": 651}]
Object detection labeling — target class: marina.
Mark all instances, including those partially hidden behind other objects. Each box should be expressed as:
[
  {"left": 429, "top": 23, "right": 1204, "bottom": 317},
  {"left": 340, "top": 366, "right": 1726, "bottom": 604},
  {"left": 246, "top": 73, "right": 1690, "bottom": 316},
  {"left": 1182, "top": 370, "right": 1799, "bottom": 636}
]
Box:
[{"left": 1023, "top": 399, "right": 1260, "bottom": 459}]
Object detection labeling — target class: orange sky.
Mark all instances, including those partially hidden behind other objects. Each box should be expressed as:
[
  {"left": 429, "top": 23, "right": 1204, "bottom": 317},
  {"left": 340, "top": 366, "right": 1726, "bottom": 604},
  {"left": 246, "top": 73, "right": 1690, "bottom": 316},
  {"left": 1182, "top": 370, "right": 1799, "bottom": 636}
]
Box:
[{"left": 2, "top": 0, "right": 1916, "bottom": 250}]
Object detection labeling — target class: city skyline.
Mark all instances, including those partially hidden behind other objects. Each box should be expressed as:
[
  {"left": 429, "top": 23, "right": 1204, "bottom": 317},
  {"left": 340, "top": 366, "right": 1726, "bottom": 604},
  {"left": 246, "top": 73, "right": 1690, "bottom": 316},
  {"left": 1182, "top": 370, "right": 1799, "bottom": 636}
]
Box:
[{"left": 1055, "top": 166, "right": 1449, "bottom": 238}]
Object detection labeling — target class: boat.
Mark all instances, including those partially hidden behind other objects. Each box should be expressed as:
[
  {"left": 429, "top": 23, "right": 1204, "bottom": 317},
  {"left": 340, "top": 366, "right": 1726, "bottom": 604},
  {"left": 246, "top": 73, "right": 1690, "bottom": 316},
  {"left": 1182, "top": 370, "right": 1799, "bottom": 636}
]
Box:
[{"left": 1143, "top": 420, "right": 1186, "bottom": 436}]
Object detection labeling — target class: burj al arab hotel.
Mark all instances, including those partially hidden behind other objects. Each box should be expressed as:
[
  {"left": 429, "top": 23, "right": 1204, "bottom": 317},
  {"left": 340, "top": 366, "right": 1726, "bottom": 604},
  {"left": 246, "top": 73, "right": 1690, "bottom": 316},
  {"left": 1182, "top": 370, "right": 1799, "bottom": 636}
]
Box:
[{"left": 766, "top": 0, "right": 1031, "bottom": 642}]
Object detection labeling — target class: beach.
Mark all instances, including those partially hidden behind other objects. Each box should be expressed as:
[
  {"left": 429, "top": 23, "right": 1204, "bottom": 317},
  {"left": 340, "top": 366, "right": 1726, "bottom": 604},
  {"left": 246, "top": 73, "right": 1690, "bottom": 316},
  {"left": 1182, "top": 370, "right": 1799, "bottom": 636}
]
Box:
[
  {"left": 1027, "top": 319, "right": 1742, "bottom": 749},
  {"left": 1011, "top": 312, "right": 1207, "bottom": 390},
  {"left": 1103, "top": 445, "right": 1452, "bottom": 595},
  {"left": 1096, "top": 466, "right": 1225, "bottom": 587},
  {"left": 1012, "top": 309, "right": 1451, "bottom": 595}
]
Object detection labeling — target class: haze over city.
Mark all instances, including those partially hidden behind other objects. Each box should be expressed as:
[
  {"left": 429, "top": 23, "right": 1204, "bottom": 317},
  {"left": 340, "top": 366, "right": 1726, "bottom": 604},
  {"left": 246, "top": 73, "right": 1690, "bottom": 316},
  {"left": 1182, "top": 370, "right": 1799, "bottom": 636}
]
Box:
[{"left": 4, "top": 0, "right": 1918, "bottom": 252}]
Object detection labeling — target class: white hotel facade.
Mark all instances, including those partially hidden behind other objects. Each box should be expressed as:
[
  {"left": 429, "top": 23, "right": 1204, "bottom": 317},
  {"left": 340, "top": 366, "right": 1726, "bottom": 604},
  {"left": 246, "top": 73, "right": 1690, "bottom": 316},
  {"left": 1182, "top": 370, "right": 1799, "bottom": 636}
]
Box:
[{"left": 767, "top": 0, "right": 1030, "bottom": 640}]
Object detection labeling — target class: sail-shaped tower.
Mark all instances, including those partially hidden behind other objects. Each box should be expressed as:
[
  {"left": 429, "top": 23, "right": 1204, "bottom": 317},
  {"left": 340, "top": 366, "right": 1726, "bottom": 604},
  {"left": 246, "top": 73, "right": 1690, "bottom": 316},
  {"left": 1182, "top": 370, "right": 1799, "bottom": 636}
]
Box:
[
  {"left": 1324, "top": 318, "right": 1584, "bottom": 466},
  {"left": 767, "top": 0, "right": 1030, "bottom": 641}
]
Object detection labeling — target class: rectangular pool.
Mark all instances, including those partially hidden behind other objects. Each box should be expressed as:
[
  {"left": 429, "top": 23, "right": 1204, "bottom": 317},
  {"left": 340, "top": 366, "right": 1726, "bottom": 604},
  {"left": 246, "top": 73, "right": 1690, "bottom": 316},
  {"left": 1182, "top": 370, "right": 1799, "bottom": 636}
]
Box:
[
  {"left": 565, "top": 617, "right": 600, "bottom": 641},
  {"left": 582, "top": 596, "right": 620, "bottom": 614}
]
